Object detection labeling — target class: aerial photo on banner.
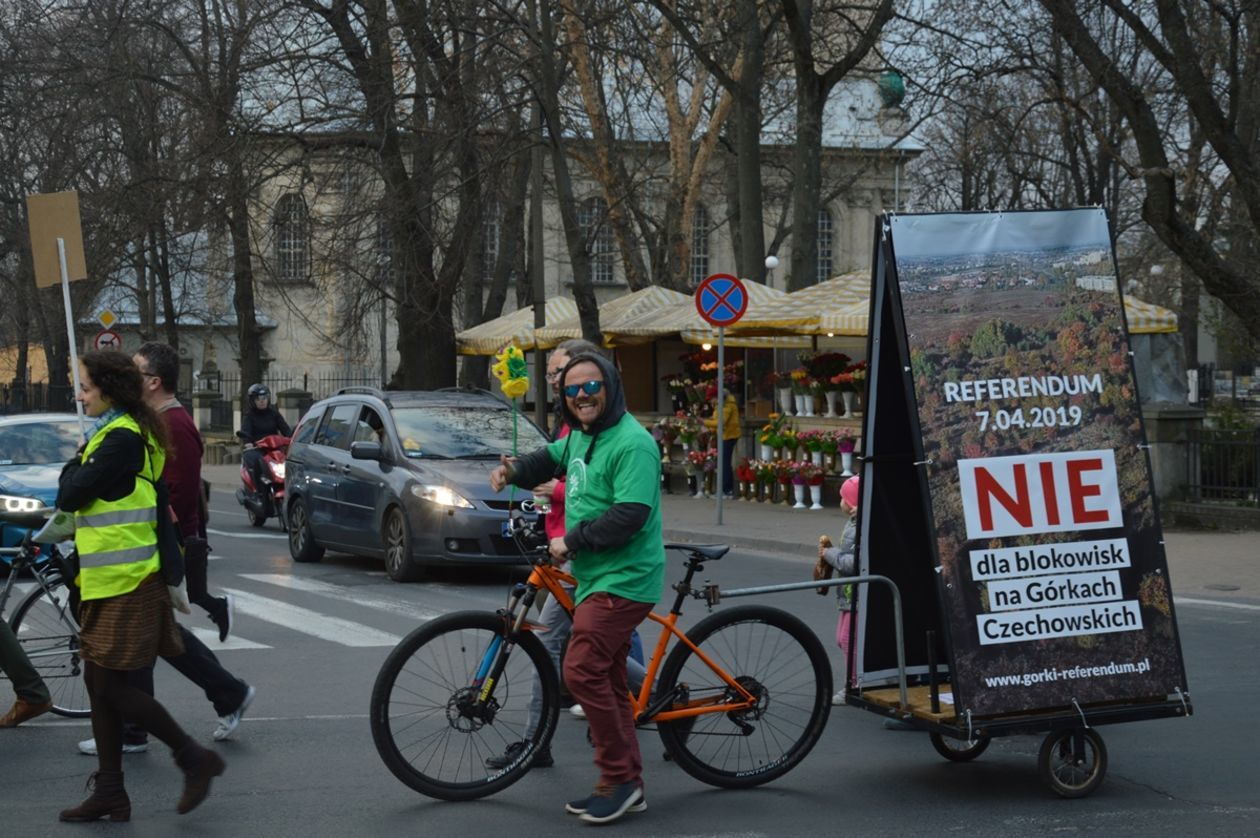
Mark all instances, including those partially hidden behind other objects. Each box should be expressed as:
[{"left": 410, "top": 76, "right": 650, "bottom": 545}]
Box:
[{"left": 888, "top": 208, "right": 1187, "bottom": 717}]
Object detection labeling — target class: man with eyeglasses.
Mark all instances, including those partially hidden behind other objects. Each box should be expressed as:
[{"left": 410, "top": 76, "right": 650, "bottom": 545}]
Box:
[{"left": 490, "top": 350, "right": 664, "bottom": 825}]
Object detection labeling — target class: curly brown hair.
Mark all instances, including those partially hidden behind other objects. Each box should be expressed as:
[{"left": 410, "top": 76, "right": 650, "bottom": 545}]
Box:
[{"left": 81, "top": 350, "right": 171, "bottom": 461}]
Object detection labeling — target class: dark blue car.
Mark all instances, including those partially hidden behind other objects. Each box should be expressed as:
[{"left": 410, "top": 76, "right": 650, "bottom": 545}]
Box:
[
  {"left": 0, "top": 412, "right": 81, "bottom": 547},
  {"left": 284, "top": 388, "right": 547, "bottom": 582}
]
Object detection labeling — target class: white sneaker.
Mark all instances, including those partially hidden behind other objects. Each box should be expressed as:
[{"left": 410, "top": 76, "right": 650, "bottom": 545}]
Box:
[
  {"left": 78, "top": 737, "right": 148, "bottom": 755},
  {"left": 831, "top": 690, "right": 847, "bottom": 706},
  {"left": 213, "top": 684, "right": 257, "bottom": 741},
  {"left": 569, "top": 703, "right": 586, "bottom": 719}
]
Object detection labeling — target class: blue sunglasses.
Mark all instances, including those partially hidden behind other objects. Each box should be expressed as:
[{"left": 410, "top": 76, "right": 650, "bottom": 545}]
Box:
[{"left": 563, "top": 380, "right": 604, "bottom": 398}]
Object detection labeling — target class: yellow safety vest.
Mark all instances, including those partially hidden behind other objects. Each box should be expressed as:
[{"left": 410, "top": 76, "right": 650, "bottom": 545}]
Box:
[{"left": 75, "top": 413, "right": 165, "bottom": 601}]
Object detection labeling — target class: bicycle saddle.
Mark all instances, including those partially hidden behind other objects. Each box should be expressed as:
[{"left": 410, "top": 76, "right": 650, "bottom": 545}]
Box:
[{"left": 665, "top": 543, "right": 729, "bottom": 561}]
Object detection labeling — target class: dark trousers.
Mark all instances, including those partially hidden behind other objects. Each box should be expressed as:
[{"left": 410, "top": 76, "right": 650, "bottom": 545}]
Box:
[
  {"left": 564, "top": 593, "right": 654, "bottom": 787},
  {"left": 242, "top": 448, "right": 264, "bottom": 491},
  {"left": 121, "top": 624, "right": 249, "bottom": 742},
  {"left": 182, "top": 536, "right": 220, "bottom": 615},
  {"left": 0, "top": 619, "right": 50, "bottom": 704},
  {"left": 720, "top": 437, "right": 737, "bottom": 495}
]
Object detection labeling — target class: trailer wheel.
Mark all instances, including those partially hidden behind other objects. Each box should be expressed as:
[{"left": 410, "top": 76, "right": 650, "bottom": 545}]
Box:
[
  {"left": 1038, "top": 728, "right": 1107, "bottom": 798},
  {"left": 929, "top": 731, "right": 990, "bottom": 762}
]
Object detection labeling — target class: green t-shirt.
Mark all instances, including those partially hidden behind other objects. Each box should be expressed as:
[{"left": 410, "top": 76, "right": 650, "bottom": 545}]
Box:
[{"left": 548, "top": 412, "right": 665, "bottom": 606}]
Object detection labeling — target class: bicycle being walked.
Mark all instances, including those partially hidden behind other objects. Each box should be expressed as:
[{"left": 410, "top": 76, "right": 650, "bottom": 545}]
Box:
[{"left": 370, "top": 352, "right": 831, "bottom": 822}]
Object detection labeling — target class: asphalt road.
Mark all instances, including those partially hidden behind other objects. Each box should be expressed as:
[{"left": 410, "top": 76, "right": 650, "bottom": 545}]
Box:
[{"left": 2, "top": 485, "right": 1257, "bottom": 836}]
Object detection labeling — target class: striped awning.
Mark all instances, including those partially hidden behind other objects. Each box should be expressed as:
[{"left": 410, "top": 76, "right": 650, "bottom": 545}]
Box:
[
  {"left": 1124, "top": 296, "right": 1178, "bottom": 334},
  {"left": 610, "top": 281, "right": 807, "bottom": 343},
  {"left": 760, "top": 292, "right": 1178, "bottom": 337},
  {"left": 455, "top": 298, "right": 579, "bottom": 355},
  {"left": 534, "top": 286, "right": 692, "bottom": 348}
]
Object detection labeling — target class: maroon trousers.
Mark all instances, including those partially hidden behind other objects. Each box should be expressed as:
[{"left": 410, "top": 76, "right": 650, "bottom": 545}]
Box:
[{"left": 564, "top": 592, "right": 654, "bottom": 786}]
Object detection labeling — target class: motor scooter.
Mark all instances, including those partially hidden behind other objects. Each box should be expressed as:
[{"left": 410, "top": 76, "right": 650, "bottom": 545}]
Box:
[{"left": 236, "top": 434, "right": 289, "bottom": 529}]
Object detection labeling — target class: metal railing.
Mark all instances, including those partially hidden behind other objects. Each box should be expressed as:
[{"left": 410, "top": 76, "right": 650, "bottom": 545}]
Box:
[{"left": 1186, "top": 427, "right": 1260, "bottom": 505}]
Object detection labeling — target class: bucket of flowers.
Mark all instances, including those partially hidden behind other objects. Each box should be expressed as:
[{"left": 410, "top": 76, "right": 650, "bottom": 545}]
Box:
[
  {"left": 755, "top": 459, "right": 777, "bottom": 502},
  {"left": 676, "top": 412, "right": 700, "bottom": 451},
  {"left": 838, "top": 434, "right": 857, "bottom": 476},
  {"left": 776, "top": 459, "right": 797, "bottom": 506},
  {"left": 820, "top": 430, "right": 840, "bottom": 470},
  {"left": 735, "top": 458, "right": 756, "bottom": 500},
  {"left": 798, "top": 429, "right": 825, "bottom": 466},
  {"left": 758, "top": 413, "right": 786, "bottom": 460},
  {"left": 798, "top": 462, "right": 826, "bottom": 509}
]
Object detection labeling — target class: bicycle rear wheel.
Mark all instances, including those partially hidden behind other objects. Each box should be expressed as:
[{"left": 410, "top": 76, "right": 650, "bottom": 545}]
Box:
[
  {"left": 10, "top": 575, "right": 89, "bottom": 718},
  {"left": 369, "top": 610, "right": 559, "bottom": 801},
  {"left": 656, "top": 605, "right": 831, "bottom": 788}
]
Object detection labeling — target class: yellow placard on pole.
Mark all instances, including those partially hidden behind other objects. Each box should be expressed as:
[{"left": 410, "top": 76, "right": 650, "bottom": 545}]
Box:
[{"left": 26, "top": 190, "right": 88, "bottom": 288}]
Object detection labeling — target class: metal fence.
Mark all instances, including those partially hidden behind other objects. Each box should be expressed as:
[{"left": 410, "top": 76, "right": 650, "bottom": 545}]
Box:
[
  {"left": 1186, "top": 427, "right": 1260, "bottom": 506},
  {"left": 0, "top": 383, "right": 74, "bottom": 415},
  {"left": 217, "top": 372, "right": 382, "bottom": 401}
]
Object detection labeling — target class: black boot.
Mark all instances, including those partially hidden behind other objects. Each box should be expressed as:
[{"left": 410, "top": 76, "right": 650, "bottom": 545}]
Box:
[
  {"left": 174, "top": 742, "right": 226, "bottom": 814},
  {"left": 59, "top": 770, "right": 131, "bottom": 822}
]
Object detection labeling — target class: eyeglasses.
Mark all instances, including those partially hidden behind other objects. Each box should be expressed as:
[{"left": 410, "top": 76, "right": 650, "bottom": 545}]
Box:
[
  {"left": 563, "top": 380, "right": 604, "bottom": 398},
  {"left": 139, "top": 370, "right": 159, "bottom": 379}
]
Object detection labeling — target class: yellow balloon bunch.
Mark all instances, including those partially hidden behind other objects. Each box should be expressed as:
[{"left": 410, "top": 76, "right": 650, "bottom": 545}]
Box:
[{"left": 492, "top": 344, "right": 530, "bottom": 399}]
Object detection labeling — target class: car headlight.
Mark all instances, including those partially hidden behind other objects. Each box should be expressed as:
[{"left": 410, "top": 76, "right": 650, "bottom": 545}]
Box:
[
  {"left": 411, "top": 484, "right": 474, "bottom": 509},
  {"left": 269, "top": 461, "right": 286, "bottom": 480},
  {"left": 0, "top": 494, "right": 42, "bottom": 513}
]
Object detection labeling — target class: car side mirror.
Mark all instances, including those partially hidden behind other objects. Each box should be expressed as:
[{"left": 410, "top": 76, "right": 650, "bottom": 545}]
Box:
[{"left": 350, "top": 441, "right": 384, "bottom": 461}]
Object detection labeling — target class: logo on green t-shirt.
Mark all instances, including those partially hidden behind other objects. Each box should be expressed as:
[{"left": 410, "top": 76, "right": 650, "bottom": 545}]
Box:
[{"left": 566, "top": 458, "right": 588, "bottom": 507}]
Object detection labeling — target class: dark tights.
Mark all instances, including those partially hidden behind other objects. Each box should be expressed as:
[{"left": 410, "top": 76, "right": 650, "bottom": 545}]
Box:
[{"left": 84, "top": 661, "right": 192, "bottom": 772}]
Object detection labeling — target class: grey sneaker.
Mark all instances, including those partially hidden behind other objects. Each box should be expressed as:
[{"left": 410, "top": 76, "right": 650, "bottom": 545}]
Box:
[
  {"left": 213, "top": 684, "right": 256, "bottom": 741},
  {"left": 575, "top": 782, "right": 646, "bottom": 823},
  {"left": 78, "top": 737, "right": 148, "bottom": 755}
]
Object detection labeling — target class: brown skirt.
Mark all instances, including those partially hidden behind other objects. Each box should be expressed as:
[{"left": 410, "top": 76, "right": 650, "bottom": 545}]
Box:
[{"left": 79, "top": 573, "right": 184, "bottom": 670}]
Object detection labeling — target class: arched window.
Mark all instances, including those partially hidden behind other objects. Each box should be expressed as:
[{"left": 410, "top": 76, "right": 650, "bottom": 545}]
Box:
[
  {"left": 690, "top": 203, "right": 710, "bottom": 287},
  {"left": 481, "top": 198, "right": 500, "bottom": 281},
  {"left": 275, "top": 193, "right": 310, "bottom": 282},
  {"left": 578, "top": 197, "right": 615, "bottom": 283},
  {"left": 816, "top": 207, "right": 834, "bottom": 283}
]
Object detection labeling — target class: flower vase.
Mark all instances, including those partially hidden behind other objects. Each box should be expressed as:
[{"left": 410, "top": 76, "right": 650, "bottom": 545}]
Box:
[
  {"left": 824, "top": 390, "right": 839, "bottom": 417},
  {"left": 793, "top": 394, "right": 806, "bottom": 416},
  {"left": 792, "top": 484, "right": 808, "bottom": 509},
  {"left": 809, "top": 483, "right": 825, "bottom": 510},
  {"left": 841, "top": 390, "right": 856, "bottom": 418},
  {"left": 681, "top": 440, "right": 690, "bottom": 456},
  {"left": 840, "top": 451, "right": 855, "bottom": 477},
  {"left": 705, "top": 472, "right": 716, "bottom": 497},
  {"left": 777, "top": 387, "right": 794, "bottom": 415},
  {"left": 737, "top": 481, "right": 747, "bottom": 500},
  {"left": 811, "top": 451, "right": 824, "bottom": 467},
  {"left": 805, "top": 395, "right": 816, "bottom": 417},
  {"left": 780, "top": 484, "right": 792, "bottom": 507},
  {"left": 760, "top": 443, "right": 773, "bottom": 460}
]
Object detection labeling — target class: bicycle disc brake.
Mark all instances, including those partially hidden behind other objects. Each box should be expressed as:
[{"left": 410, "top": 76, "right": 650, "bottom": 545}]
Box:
[
  {"left": 724, "top": 675, "right": 769, "bottom": 733},
  {"left": 447, "top": 687, "right": 499, "bottom": 731}
]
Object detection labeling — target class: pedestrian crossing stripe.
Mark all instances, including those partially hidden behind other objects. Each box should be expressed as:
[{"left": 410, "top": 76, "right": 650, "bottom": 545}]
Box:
[
  {"left": 218, "top": 587, "right": 402, "bottom": 647},
  {"left": 184, "top": 626, "right": 270, "bottom": 650},
  {"left": 239, "top": 573, "right": 444, "bottom": 622}
]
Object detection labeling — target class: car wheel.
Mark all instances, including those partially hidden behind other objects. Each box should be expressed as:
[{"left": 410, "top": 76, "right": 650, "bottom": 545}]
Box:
[
  {"left": 288, "top": 497, "right": 325, "bottom": 564},
  {"left": 383, "top": 506, "right": 423, "bottom": 582}
]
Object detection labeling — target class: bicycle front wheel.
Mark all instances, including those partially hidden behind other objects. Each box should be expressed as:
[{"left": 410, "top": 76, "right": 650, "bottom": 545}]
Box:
[
  {"left": 10, "top": 575, "right": 89, "bottom": 718},
  {"left": 369, "top": 610, "right": 559, "bottom": 801},
  {"left": 656, "top": 605, "right": 831, "bottom": 789}
]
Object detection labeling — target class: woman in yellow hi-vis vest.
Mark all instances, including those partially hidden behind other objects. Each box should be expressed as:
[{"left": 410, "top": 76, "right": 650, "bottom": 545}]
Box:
[{"left": 56, "top": 351, "right": 225, "bottom": 823}]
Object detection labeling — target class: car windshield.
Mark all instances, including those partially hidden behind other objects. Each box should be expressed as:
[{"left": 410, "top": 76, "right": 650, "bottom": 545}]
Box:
[
  {"left": 390, "top": 406, "right": 548, "bottom": 459},
  {"left": 0, "top": 420, "right": 81, "bottom": 466}
]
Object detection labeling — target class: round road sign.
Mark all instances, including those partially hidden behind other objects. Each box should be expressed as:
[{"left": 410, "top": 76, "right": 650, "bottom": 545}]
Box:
[{"left": 694, "top": 273, "right": 748, "bottom": 328}]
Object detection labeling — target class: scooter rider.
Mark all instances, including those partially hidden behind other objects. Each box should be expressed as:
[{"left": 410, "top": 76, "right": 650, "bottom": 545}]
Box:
[{"left": 237, "top": 384, "right": 291, "bottom": 499}]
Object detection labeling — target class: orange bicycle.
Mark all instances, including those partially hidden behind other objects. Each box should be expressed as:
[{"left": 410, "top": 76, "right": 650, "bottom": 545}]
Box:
[{"left": 369, "top": 515, "right": 832, "bottom": 801}]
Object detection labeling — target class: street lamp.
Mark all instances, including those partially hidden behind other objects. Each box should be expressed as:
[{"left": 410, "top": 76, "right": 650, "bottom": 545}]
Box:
[{"left": 764, "top": 254, "right": 779, "bottom": 288}]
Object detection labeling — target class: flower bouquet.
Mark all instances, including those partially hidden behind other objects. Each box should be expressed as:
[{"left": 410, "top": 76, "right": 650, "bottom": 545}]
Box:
[
  {"left": 789, "top": 367, "right": 813, "bottom": 395},
  {"left": 758, "top": 413, "right": 788, "bottom": 457},
  {"left": 676, "top": 413, "right": 701, "bottom": 448},
  {"left": 803, "top": 351, "right": 851, "bottom": 389},
  {"left": 798, "top": 462, "right": 825, "bottom": 509}
]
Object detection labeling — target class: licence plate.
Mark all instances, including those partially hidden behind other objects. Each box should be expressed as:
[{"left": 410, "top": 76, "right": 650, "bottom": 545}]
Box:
[{"left": 500, "top": 520, "right": 514, "bottom": 537}]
